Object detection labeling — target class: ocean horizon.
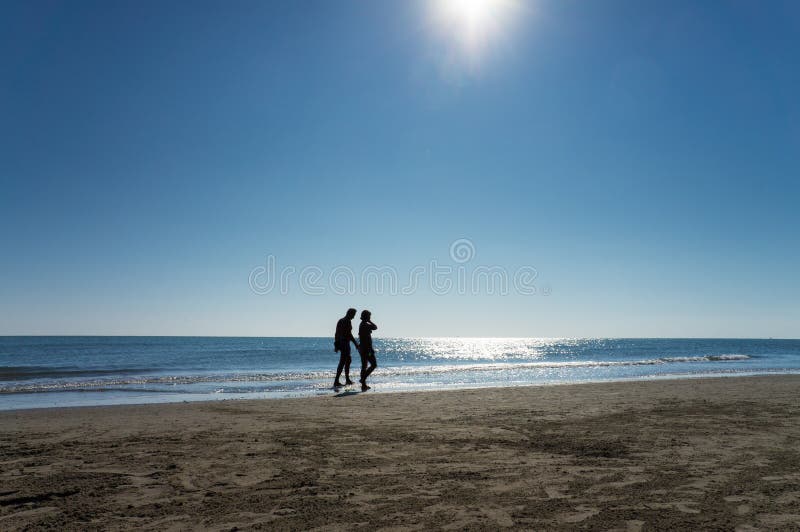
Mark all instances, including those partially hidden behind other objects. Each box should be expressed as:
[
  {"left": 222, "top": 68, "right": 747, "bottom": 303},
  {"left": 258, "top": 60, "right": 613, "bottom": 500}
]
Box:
[{"left": 2, "top": 336, "right": 799, "bottom": 411}]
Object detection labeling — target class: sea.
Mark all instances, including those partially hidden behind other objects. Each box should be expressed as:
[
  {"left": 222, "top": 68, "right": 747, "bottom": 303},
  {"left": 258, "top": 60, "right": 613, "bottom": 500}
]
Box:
[{"left": 1, "top": 337, "right": 798, "bottom": 411}]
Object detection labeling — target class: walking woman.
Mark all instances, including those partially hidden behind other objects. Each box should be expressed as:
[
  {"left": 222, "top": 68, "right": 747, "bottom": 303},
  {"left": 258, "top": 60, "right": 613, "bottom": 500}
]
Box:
[{"left": 358, "top": 310, "right": 378, "bottom": 391}]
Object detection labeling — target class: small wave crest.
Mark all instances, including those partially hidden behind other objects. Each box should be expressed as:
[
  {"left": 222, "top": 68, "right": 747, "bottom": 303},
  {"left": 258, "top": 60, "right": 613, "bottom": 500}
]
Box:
[
  {"left": 660, "top": 354, "right": 751, "bottom": 362},
  {"left": 0, "top": 366, "right": 156, "bottom": 381}
]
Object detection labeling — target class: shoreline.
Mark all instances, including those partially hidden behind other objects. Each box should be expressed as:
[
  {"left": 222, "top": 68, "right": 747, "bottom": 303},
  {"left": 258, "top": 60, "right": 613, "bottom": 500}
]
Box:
[
  {"left": 2, "top": 374, "right": 799, "bottom": 529},
  {"left": 2, "top": 370, "right": 799, "bottom": 414}
]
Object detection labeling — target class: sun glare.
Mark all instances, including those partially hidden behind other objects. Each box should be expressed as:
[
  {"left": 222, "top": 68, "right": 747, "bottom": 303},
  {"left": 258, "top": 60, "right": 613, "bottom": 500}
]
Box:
[{"left": 430, "top": 0, "right": 519, "bottom": 62}]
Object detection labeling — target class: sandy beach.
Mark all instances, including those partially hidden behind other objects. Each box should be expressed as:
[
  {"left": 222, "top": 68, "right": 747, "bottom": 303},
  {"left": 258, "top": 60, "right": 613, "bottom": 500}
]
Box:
[{"left": 1, "top": 375, "right": 799, "bottom": 530}]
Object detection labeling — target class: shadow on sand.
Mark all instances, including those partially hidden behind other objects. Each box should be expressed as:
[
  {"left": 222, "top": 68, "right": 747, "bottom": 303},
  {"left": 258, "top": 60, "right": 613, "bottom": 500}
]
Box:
[{"left": 333, "top": 389, "right": 362, "bottom": 398}]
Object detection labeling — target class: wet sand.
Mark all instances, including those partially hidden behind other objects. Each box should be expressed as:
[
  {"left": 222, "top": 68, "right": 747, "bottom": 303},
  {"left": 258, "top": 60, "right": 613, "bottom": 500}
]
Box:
[{"left": 2, "top": 375, "right": 800, "bottom": 530}]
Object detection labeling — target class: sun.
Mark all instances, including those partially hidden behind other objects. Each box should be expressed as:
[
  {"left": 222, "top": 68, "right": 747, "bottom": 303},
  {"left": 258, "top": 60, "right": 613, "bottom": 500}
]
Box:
[
  {"left": 430, "top": 0, "right": 519, "bottom": 61},
  {"left": 440, "top": 0, "right": 501, "bottom": 30}
]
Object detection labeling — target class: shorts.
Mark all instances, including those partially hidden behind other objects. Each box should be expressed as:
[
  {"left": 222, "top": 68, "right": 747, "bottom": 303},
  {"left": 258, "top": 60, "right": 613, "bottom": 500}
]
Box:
[
  {"left": 337, "top": 342, "right": 351, "bottom": 357},
  {"left": 359, "top": 345, "right": 376, "bottom": 364}
]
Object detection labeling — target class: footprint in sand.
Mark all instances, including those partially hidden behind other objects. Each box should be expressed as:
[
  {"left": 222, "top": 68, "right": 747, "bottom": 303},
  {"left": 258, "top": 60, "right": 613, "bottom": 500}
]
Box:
[
  {"left": 544, "top": 486, "right": 570, "bottom": 499},
  {"left": 558, "top": 505, "right": 600, "bottom": 523}
]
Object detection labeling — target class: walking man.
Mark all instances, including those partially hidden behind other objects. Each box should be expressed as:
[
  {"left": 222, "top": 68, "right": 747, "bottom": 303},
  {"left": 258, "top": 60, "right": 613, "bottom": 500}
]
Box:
[{"left": 333, "top": 308, "right": 359, "bottom": 388}]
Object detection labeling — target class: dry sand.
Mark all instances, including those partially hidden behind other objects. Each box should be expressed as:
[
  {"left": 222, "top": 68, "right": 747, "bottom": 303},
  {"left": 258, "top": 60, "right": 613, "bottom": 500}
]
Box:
[{"left": 1, "top": 375, "right": 800, "bottom": 530}]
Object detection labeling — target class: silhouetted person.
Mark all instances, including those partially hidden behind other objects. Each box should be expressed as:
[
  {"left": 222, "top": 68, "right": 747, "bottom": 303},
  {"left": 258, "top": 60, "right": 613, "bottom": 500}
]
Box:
[
  {"left": 333, "top": 308, "right": 359, "bottom": 387},
  {"left": 358, "top": 310, "right": 378, "bottom": 391}
]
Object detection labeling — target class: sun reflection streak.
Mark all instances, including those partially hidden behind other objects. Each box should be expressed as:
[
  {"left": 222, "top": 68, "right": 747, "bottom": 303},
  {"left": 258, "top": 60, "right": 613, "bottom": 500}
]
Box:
[{"left": 383, "top": 337, "right": 567, "bottom": 361}]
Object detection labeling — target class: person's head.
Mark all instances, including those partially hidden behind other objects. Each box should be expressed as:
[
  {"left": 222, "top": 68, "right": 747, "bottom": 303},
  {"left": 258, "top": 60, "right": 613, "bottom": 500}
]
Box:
[
  {"left": 360, "top": 310, "right": 371, "bottom": 321},
  {"left": 346, "top": 308, "right": 357, "bottom": 319}
]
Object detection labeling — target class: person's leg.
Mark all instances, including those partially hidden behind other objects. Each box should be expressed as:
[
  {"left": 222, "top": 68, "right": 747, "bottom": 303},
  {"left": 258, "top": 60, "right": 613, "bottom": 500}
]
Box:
[
  {"left": 363, "top": 351, "right": 377, "bottom": 380},
  {"left": 344, "top": 354, "right": 353, "bottom": 384},
  {"left": 359, "top": 349, "right": 368, "bottom": 384},
  {"left": 334, "top": 353, "right": 345, "bottom": 386},
  {"left": 361, "top": 349, "right": 376, "bottom": 390}
]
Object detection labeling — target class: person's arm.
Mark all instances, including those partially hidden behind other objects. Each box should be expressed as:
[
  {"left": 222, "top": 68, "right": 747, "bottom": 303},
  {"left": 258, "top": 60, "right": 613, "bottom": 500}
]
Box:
[
  {"left": 348, "top": 323, "right": 358, "bottom": 347},
  {"left": 369, "top": 321, "right": 377, "bottom": 331}
]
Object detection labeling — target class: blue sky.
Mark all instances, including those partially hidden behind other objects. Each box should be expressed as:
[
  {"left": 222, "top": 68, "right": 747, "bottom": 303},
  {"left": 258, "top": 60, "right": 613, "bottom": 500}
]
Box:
[{"left": 1, "top": 0, "right": 798, "bottom": 337}]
